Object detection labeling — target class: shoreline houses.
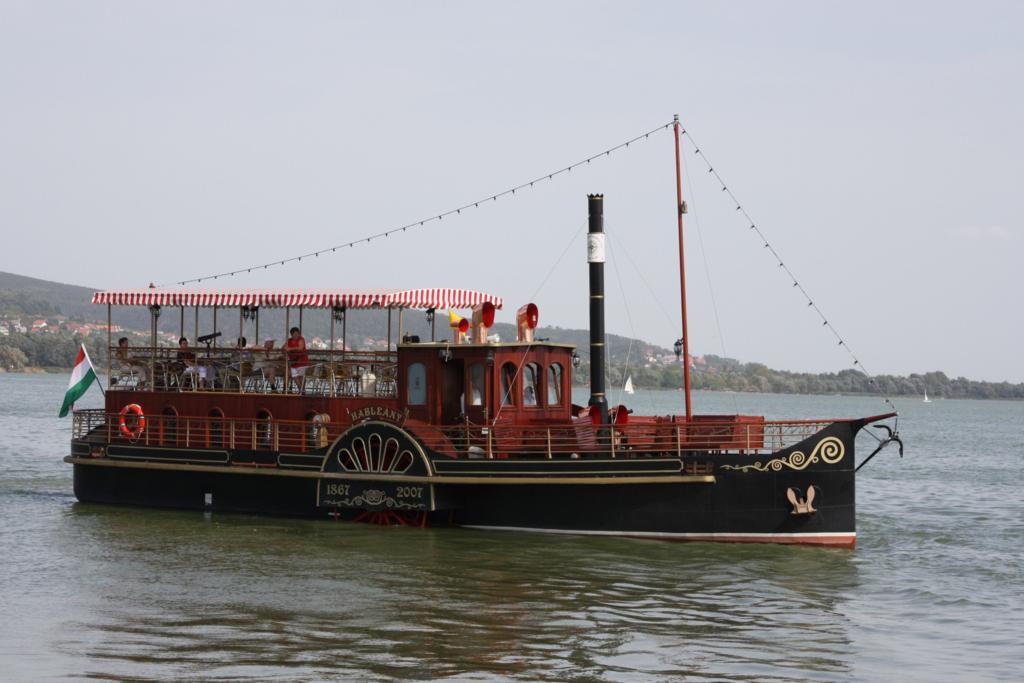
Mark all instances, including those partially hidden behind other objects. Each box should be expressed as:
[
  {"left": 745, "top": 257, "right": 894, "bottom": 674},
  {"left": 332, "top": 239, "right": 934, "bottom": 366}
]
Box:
[{"left": 0, "top": 316, "right": 124, "bottom": 338}]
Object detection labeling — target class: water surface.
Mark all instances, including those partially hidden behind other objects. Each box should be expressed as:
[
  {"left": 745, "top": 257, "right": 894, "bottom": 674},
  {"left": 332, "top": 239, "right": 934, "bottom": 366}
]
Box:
[{"left": 1, "top": 374, "right": 1021, "bottom": 681}]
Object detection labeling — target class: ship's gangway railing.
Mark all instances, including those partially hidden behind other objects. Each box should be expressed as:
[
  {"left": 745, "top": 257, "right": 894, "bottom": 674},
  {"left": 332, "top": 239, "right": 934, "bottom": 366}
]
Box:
[
  {"left": 106, "top": 346, "right": 398, "bottom": 398},
  {"left": 72, "top": 409, "right": 834, "bottom": 459}
]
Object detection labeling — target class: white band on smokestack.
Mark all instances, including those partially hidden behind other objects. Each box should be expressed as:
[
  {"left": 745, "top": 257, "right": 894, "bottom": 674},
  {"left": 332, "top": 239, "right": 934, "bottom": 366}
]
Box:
[{"left": 587, "top": 233, "right": 606, "bottom": 263}]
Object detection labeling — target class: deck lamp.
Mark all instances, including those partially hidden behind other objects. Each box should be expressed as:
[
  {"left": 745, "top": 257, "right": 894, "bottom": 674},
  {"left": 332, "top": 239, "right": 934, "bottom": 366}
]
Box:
[
  {"left": 571, "top": 350, "right": 582, "bottom": 369},
  {"left": 241, "top": 306, "right": 258, "bottom": 321},
  {"left": 332, "top": 306, "right": 346, "bottom": 322},
  {"left": 674, "top": 338, "right": 684, "bottom": 360},
  {"left": 425, "top": 308, "right": 435, "bottom": 325},
  {"left": 148, "top": 305, "right": 161, "bottom": 319}
]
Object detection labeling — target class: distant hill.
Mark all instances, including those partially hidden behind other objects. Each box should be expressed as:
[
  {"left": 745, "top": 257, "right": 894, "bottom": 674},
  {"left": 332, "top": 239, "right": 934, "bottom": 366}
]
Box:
[
  {"left": 0, "top": 271, "right": 661, "bottom": 363},
  {"left": 0, "top": 272, "right": 98, "bottom": 320},
  {"left": 4, "top": 270, "right": 1021, "bottom": 399},
  {"left": 0, "top": 271, "right": 161, "bottom": 331}
]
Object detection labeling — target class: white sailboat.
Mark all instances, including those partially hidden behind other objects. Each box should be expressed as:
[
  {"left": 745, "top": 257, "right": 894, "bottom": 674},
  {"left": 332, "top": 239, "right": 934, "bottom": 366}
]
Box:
[
  {"left": 923, "top": 389, "right": 932, "bottom": 403},
  {"left": 624, "top": 375, "right": 635, "bottom": 395}
]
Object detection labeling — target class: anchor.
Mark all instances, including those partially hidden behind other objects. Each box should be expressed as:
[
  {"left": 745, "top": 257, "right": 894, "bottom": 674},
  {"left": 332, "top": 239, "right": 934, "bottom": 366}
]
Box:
[
  {"left": 786, "top": 486, "right": 818, "bottom": 515},
  {"left": 855, "top": 424, "right": 904, "bottom": 472}
]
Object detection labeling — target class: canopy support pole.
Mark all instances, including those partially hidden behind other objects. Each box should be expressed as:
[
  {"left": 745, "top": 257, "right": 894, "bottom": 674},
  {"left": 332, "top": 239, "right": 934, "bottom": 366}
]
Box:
[
  {"left": 284, "top": 307, "right": 290, "bottom": 393},
  {"left": 329, "top": 309, "right": 336, "bottom": 397},
  {"left": 149, "top": 306, "right": 157, "bottom": 390},
  {"left": 106, "top": 303, "right": 112, "bottom": 390}
]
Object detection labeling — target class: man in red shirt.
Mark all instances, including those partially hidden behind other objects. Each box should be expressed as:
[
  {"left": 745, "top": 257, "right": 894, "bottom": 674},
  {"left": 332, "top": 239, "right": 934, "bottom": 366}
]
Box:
[{"left": 285, "top": 326, "right": 309, "bottom": 393}]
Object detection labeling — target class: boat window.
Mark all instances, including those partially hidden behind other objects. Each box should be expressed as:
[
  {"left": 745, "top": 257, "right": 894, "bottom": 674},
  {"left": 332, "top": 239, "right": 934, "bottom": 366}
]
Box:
[
  {"left": 524, "top": 362, "right": 541, "bottom": 407},
  {"left": 256, "top": 409, "right": 273, "bottom": 447},
  {"left": 208, "top": 408, "right": 224, "bottom": 448},
  {"left": 468, "top": 363, "right": 484, "bottom": 406},
  {"left": 547, "top": 363, "right": 563, "bottom": 405},
  {"left": 501, "top": 362, "right": 517, "bottom": 406},
  {"left": 407, "top": 363, "right": 427, "bottom": 405},
  {"left": 307, "top": 412, "right": 328, "bottom": 450},
  {"left": 161, "top": 406, "right": 178, "bottom": 446}
]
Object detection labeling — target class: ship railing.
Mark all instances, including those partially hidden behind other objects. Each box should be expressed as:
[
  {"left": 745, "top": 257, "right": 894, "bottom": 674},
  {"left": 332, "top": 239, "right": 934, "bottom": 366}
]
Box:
[
  {"left": 105, "top": 346, "right": 398, "bottom": 398},
  {"left": 75, "top": 410, "right": 356, "bottom": 453},
  {"left": 435, "top": 418, "right": 832, "bottom": 459},
  {"left": 71, "top": 409, "right": 109, "bottom": 440},
  {"left": 72, "top": 410, "right": 833, "bottom": 459}
]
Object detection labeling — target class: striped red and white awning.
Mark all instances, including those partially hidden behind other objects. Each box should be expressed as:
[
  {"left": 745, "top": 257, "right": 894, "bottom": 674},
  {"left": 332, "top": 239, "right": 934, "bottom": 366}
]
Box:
[{"left": 90, "top": 288, "right": 503, "bottom": 310}]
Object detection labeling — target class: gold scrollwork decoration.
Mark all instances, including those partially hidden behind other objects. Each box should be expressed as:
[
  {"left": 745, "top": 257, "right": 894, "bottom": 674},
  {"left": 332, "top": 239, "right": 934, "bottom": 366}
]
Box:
[
  {"left": 328, "top": 489, "right": 423, "bottom": 510},
  {"left": 721, "top": 436, "right": 845, "bottom": 473}
]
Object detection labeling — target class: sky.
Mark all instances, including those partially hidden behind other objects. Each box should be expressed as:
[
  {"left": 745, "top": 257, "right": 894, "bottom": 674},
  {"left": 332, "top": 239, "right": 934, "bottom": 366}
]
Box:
[{"left": 1, "top": 1, "right": 1021, "bottom": 382}]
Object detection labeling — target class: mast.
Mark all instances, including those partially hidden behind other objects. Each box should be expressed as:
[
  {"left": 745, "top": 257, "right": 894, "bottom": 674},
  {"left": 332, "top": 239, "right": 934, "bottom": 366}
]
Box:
[{"left": 674, "top": 114, "right": 693, "bottom": 420}]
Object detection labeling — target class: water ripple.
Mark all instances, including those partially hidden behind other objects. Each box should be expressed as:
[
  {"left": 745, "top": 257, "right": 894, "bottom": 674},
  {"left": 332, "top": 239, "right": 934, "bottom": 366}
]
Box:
[{"left": 0, "top": 377, "right": 1022, "bottom": 681}]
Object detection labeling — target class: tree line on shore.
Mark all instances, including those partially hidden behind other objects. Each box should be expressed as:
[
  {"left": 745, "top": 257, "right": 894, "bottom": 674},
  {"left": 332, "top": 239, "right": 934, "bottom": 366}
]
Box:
[
  {"left": 2, "top": 310, "right": 1021, "bottom": 400},
  {"left": 575, "top": 356, "right": 1024, "bottom": 401}
]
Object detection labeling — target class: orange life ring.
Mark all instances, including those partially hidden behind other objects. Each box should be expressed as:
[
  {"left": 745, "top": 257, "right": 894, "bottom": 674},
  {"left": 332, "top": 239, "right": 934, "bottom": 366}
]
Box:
[{"left": 119, "top": 403, "right": 146, "bottom": 440}]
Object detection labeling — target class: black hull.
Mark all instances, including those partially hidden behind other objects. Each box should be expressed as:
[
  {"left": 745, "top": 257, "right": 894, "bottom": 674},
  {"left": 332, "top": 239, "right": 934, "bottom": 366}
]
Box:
[{"left": 70, "top": 420, "right": 861, "bottom": 548}]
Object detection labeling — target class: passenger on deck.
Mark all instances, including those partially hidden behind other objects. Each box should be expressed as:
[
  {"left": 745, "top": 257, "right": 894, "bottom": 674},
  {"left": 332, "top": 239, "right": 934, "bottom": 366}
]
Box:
[
  {"left": 114, "top": 337, "right": 148, "bottom": 387},
  {"left": 177, "top": 337, "right": 212, "bottom": 389},
  {"left": 253, "top": 338, "right": 280, "bottom": 391},
  {"left": 224, "top": 337, "right": 254, "bottom": 388},
  {"left": 285, "top": 326, "right": 309, "bottom": 392},
  {"left": 233, "top": 337, "right": 255, "bottom": 366},
  {"left": 236, "top": 337, "right": 252, "bottom": 358}
]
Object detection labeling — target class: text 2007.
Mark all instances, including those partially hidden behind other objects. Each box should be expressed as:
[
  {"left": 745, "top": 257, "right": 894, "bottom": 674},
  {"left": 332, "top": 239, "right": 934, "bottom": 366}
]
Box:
[{"left": 396, "top": 486, "right": 423, "bottom": 498}]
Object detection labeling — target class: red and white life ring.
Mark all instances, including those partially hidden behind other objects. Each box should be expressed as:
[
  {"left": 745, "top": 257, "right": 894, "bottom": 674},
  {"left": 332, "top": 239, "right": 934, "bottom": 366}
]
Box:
[{"left": 119, "top": 403, "right": 146, "bottom": 440}]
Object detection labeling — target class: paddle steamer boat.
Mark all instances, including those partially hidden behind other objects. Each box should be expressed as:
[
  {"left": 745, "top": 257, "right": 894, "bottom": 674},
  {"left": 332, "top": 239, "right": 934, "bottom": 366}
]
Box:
[{"left": 66, "top": 122, "right": 900, "bottom": 548}]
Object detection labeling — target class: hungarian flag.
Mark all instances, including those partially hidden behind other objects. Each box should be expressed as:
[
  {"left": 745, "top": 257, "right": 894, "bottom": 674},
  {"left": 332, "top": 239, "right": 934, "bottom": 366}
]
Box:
[{"left": 58, "top": 344, "right": 99, "bottom": 417}]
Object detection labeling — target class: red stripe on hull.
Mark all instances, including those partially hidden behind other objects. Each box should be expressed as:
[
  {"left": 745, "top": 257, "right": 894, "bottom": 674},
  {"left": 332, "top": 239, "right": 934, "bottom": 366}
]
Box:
[
  {"left": 462, "top": 526, "right": 857, "bottom": 549},
  {"left": 650, "top": 533, "right": 857, "bottom": 549}
]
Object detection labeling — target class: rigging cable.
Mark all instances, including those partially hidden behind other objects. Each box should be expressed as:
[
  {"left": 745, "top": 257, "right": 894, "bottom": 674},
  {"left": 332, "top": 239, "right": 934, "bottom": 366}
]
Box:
[
  {"left": 492, "top": 217, "right": 588, "bottom": 425},
  {"left": 681, "top": 145, "right": 740, "bottom": 415},
  {"left": 604, "top": 232, "right": 631, "bottom": 405},
  {"left": 604, "top": 231, "right": 643, "bottom": 413},
  {"left": 605, "top": 229, "right": 688, "bottom": 416},
  {"left": 679, "top": 126, "right": 899, "bottom": 420},
  {"left": 160, "top": 121, "right": 675, "bottom": 287}
]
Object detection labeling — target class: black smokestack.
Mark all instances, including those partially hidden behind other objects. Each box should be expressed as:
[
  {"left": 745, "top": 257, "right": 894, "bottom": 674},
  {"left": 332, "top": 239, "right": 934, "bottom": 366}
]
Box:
[{"left": 587, "top": 194, "right": 609, "bottom": 425}]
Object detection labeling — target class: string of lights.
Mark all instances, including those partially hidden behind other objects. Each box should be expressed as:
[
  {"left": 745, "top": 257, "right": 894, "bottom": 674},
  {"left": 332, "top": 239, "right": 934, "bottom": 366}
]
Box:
[
  {"left": 161, "top": 121, "right": 675, "bottom": 287},
  {"left": 680, "top": 126, "right": 899, "bottom": 418}
]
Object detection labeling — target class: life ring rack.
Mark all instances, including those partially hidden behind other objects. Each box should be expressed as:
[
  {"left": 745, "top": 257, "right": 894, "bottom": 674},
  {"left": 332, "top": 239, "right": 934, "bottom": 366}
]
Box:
[{"left": 119, "top": 403, "right": 146, "bottom": 440}]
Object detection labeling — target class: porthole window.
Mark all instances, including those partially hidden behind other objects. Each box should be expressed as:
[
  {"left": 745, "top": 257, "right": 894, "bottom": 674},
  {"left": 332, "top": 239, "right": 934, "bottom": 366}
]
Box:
[
  {"left": 257, "top": 409, "right": 273, "bottom": 447},
  {"left": 161, "top": 406, "right": 178, "bottom": 446},
  {"left": 208, "top": 407, "right": 225, "bottom": 448}
]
